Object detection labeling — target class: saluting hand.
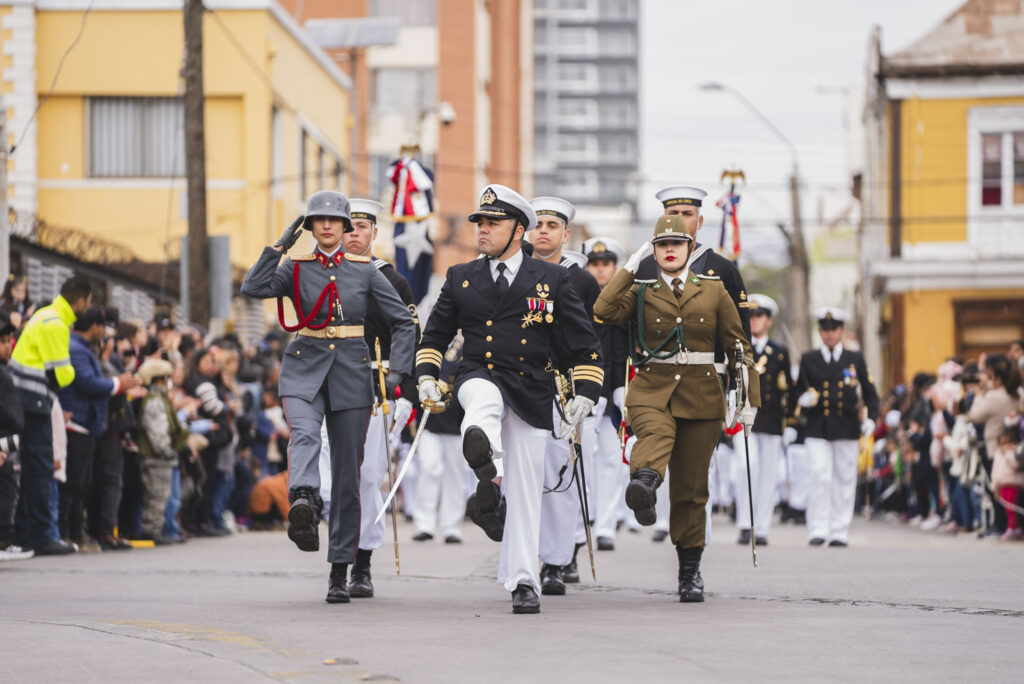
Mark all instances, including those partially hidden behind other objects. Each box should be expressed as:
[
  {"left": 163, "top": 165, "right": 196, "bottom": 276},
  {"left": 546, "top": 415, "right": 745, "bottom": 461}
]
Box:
[
  {"left": 623, "top": 241, "right": 653, "bottom": 273},
  {"left": 273, "top": 215, "right": 306, "bottom": 253}
]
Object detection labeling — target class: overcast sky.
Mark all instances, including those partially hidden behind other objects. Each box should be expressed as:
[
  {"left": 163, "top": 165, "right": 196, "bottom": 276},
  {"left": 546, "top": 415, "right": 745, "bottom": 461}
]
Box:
[{"left": 638, "top": 0, "right": 965, "bottom": 263}]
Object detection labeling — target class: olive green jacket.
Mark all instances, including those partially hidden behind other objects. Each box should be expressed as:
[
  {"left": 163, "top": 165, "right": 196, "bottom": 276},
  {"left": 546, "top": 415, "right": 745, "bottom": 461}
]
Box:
[{"left": 594, "top": 268, "right": 760, "bottom": 419}]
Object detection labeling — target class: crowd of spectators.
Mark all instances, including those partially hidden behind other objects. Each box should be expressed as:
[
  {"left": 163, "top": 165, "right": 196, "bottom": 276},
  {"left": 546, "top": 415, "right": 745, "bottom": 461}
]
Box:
[
  {"left": 0, "top": 275, "right": 294, "bottom": 560},
  {"left": 859, "top": 341, "right": 1024, "bottom": 541}
]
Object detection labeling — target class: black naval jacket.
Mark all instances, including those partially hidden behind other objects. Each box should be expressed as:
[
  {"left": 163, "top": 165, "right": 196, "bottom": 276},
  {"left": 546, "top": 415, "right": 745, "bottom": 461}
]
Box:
[
  {"left": 368, "top": 258, "right": 419, "bottom": 401},
  {"left": 550, "top": 257, "right": 599, "bottom": 373},
  {"left": 751, "top": 338, "right": 793, "bottom": 436},
  {"left": 416, "top": 255, "right": 604, "bottom": 431},
  {"left": 796, "top": 347, "right": 880, "bottom": 441}
]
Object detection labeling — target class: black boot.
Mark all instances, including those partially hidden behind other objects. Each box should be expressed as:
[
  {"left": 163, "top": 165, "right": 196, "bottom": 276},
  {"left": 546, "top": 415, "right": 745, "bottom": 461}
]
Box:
[
  {"left": 625, "top": 468, "right": 661, "bottom": 526},
  {"left": 463, "top": 426, "right": 497, "bottom": 481},
  {"left": 287, "top": 487, "right": 322, "bottom": 552},
  {"left": 540, "top": 563, "right": 566, "bottom": 596},
  {"left": 511, "top": 584, "right": 540, "bottom": 614},
  {"left": 676, "top": 546, "right": 705, "bottom": 603},
  {"left": 562, "top": 542, "right": 584, "bottom": 583},
  {"left": 348, "top": 549, "right": 374, "bottom": 598},
  {"left": 326, "top": 563, "right": 350, "bottom": 603},
  {"left": 466, "top": 483, "right": 505, "bottom": 542},
  {"left": 737, "top": 529, "right": 751, "bottom": 545}
]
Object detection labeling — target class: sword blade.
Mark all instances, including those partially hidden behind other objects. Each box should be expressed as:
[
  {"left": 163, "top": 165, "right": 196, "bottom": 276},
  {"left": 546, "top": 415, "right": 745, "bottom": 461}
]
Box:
[{"left": 375, "top": 412, "right": 430, "bottom": 525}]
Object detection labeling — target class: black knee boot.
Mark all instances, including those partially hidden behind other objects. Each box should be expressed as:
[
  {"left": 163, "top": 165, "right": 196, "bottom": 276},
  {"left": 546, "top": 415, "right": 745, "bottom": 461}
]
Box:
[{"left": 676, "top": 545, "right": 705, "bottom": 603}]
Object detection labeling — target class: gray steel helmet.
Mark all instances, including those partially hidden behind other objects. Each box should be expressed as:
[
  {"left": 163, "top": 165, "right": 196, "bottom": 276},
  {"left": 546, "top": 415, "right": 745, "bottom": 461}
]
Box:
[{"left": 302, "top": 191, "right": 352, "bottom": 231}]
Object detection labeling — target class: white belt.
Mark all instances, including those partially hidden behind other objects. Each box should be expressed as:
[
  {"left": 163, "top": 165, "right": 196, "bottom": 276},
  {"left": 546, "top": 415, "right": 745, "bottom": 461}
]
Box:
[
  {"left": 713, "top": 362, "right": 727, "bottom": 375},
  {"left": 645, "top": 351, "right": 716, "bottom": 366},
  {"left": 371, "top": 360, "right": 390, "bottom": 370}
]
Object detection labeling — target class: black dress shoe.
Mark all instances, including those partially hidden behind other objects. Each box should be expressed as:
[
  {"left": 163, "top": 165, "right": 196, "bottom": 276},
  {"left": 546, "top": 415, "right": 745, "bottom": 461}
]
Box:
[
  {"left": 676, "top": 546, "right": 705, "bottom": 603},
  {"left": 540, "top": 563, "right": 566, "bottom": 596},
  {"left": 34, "top": 539, "right": 77, "bottom": 556},
  {"left": 412, "top": 531, "right": 434, "bottom": 542},
  {"left": 287, "top": 487, "right": 321, "bottom": 552},
  {"left": 755, "top": 536, "right": 769, "bottom": 546},
  {"left": 809, "top": 537, "right": 826, "bottom": 546},
  {"left": 597, "top": 536, "right": 615, "bottom": 551},
  {"left": 625, "top": 468, "right": 661, "bottom": 526},
  {"left": 828, "top": 539, "right": 848, "bottom": 547},
  {"left": 444, "top": 535, "right": 462, "bottom": 544},
  {"left": 511, "top": 584, "right": 540, "bottom": 614},
  {"left": 652, "top": 529, "right": 669, "bottom": 543},
  {"left": 326, "top": 565, "right": 350, "bottom": 604},
  {"left": 737, "top": 529, "right": 751, "bottom": 545},
  {"left": 466, "top": 482, "right": 505, "bottom": 542},
  {"left": 463, "top": 426, "right": 497, "bottom": 481},
  {"left": 562, "top": 542, "right": 584, "bottom": 583},
  {"left": 348, "top": 566, "right": 374, "bottom": 598}
]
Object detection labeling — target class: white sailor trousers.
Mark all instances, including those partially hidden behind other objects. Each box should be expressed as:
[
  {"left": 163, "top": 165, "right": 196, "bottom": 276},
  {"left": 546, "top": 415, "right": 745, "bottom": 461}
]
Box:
[
  {"left": 734, "top": 432, "right": 784, "bottom": 537},
  {"left": 786, "top": 443, "right": 810, "bottom": 511},
  {"left": 413, "top": 431, "right": 470, "bottom": 539},
  {"left": 805, "top": 437, "right": 858, "bottom": 543},
  {"left": 593, "top": 413, "right": 628, "bottom": 539},
  {"left": 458, "top": 378, "right": 549, "bottom": 592},
  {"left": 540, "top": 404, "right": 580, "bottom": 567},
  {"left": 359, "top": 405, "right": 390, "bottom": 550}
]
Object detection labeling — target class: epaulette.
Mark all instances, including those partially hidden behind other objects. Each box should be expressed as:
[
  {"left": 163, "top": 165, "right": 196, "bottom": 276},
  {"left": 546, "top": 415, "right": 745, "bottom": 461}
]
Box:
[
  {"left": 345, "top": 253, "right": 371, "bottom": 263},
  {"left": 695, "top": 273, "right": 721, "bottom": 281},
  {"left": 291, "top": 254, "right": 316, "bottom": 261},
  {"left": 372, "top": 257, "right": 389, "bottom": 271}
]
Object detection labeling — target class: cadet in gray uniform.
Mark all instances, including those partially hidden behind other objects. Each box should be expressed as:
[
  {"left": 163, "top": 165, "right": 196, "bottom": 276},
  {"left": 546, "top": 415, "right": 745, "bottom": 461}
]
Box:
[{"left": 241, "top": 191, "right": 415, "bottom": 604}]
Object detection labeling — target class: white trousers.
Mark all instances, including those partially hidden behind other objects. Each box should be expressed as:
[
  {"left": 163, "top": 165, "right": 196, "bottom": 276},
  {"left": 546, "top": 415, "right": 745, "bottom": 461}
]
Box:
[
  {"left": 785, "top": 443, "right": 810, "bottom": 511},
  {"left": 709, "top": 441, "right": 735, "bottom": 507},
  {"left": 458, "top": 378, "right": 549, "bottom": 593},
  {"left": 539, "top": 423, "right": 579, "bottom": 567},
  {"left": 805, "top": 438, "right": 859, "bottom": 543},
  {"left": 593, "top": 414, "right": 629, "bottom": 539},
  {"left": 574, "top": 415, "right": 597, "bottom": 545},
  {"left": 654, "top": 472, "right": 671, "bottom": 533},
  {"left": 412, "top": 431, "right": 469, "bottom": 539},
  {"left": 734, "top": 432, "right": 784, "bottom": 537}
]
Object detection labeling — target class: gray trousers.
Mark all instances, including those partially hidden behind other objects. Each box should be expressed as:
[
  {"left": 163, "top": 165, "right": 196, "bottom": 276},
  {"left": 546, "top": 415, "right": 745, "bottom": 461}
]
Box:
[{"left": 283, "top": 392, "right": 370, "bottom": 564}]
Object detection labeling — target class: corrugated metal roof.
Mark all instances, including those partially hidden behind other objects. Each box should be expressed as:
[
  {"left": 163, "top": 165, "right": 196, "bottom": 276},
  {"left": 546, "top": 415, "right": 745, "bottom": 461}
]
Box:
[{"left": 883, "top": 0, "right": 1024, "bottom": 76}]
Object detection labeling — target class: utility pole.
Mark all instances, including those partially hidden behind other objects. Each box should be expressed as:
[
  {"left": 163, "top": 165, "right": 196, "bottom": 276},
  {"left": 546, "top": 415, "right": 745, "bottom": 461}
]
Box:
[
  {"left": 184, "top": 0, "right": 210, "bottom": 327},
  {"left": 788, "top": 173, "right": 811, "bottom": 354},
  {"left": 0, "top": 108, "right": 8, "bottom": 286}
]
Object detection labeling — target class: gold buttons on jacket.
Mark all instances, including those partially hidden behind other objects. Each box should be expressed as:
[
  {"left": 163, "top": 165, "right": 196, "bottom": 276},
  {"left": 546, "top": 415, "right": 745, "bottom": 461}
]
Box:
[
  {"left": 485, "top": 351, "right": 492, "bottom": 358},
  {"left": 296, "top": 350, "right": 301, "bottom": 356},
  {"left": 486, "top": 335, "right": 493, "bottom": 342},
  {"left": 486, "top": 320, "right": 493, "bottom": 326},
  {"left": 823, "top": 381, "right": 829, "bottom": 388},
  {"left": 487, "top": 363, "right": 494, "bottom": 369},
  {"left": 519, "top": 371, "right": 524, "bottom": 376},
  {"left": 519, "top": 356, "right": 524, "bottom": 362},
  {"left": 329, "top": 344, "right": 335, "bottom": 350},
  {"left": 825, "top": 410, "right": 830, "bottom": 416},
  {"left": 330, "top": 275, "right": 336, "bottom": 281},
  {"left": 521, "top": 339, "right": 527, "bottom": 345}
]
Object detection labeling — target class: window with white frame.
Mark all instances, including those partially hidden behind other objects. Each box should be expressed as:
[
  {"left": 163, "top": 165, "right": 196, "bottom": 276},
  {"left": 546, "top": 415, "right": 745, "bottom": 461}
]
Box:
[
  {"left": 966, "top": 106, "right": 1024, "bottom": 255},
  {"left": 88, "top": 97, "right": 184, "bottom": 177}
]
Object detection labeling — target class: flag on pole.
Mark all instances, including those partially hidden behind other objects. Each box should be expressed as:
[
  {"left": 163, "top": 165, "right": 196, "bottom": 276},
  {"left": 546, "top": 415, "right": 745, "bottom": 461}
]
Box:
[
  {"left": 715, "top": 190, "right": 741, "bottom": 259},
  {"left": 388, "top": 156, "right": 435, "bottom": 303}
]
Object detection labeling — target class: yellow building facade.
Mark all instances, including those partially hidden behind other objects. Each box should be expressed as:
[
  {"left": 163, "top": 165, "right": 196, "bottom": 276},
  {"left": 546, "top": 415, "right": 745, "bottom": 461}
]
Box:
[
  {"left": 860, "top": 4, "right": 1024, "bottom": 388},
  {"left": 1, "top": 0, "right": 351, "bottom": 273}
]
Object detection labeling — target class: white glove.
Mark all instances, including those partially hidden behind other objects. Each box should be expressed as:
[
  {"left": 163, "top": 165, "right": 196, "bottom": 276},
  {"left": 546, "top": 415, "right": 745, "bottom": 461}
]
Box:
[
  {"left": 783, "top": 426, "right": 798, "bottom": 445},
  {"left": 593, "top": 396, "right": 608, "bottom": 417},
  {"left": 861, "top": 418, "right": 876, "bottom": 437},
  {"left": 739, "top": 405, "right": 757, "bottom": 430},
  {"left": 623, "top": 241, "right": 653, "bottom": 273},
  {"left": 417, "top": 377, "right": 442, "bottom": 404},
  {"left": 560, "top": 396, "right": 596, "bottom": 440},
  {"left": 797, "top": 390, "right": 818, "bottom": 408},
  {"left": 612, "top": 386, "right": 625, "bottom": 413},
  {"left": 390, "top": 398, "right": 413, "bottom": 436}
]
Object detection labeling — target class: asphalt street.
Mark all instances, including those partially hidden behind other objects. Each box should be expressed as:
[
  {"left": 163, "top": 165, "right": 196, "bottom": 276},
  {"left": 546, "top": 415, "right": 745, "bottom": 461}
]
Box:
[{"left": 3, "top": 514, "right": 1022, "bottom": 683}]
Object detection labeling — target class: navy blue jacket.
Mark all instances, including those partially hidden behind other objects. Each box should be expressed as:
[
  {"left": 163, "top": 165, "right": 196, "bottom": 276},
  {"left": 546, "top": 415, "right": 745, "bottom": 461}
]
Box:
[{"left": 57, "top": 333, "right": 114, "bottom": 437}]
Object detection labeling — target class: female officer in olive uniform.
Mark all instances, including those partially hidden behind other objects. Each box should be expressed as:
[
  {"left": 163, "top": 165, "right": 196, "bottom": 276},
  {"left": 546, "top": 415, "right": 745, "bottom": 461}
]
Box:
[{"left": 594, "top": 215, "right": 760, "bottom": 603}]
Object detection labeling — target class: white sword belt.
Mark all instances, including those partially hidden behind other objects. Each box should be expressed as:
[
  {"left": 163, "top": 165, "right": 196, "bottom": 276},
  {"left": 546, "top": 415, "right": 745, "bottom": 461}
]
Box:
[{"left": 644, "top": 351, "right": 717, "bottom": 366}]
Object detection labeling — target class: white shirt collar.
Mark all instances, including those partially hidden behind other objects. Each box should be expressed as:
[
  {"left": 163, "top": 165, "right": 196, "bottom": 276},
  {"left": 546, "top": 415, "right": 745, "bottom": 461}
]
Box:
[
  {"left": 660, "top": 270, "right": 689, "bottom": 289},
  {"left": 317, "top": 244, "right": 342, "bottom": 259},
  {"left": 753, "top": 335, "right": 768, "bottom": 354},
  {"left": 821, "top": 342, "right": 844, "bottom": 363},
  {"left": 490, "top": 248, "right": 524, "bottom": 281}
]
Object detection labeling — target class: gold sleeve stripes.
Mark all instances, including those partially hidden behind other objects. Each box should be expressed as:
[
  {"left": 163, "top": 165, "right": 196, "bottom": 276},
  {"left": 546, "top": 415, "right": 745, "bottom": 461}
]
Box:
[
  {"left": 571, "top": 364, "right": 605, "bottom": 387},
  {"left": 416, "top": 348, "right": 443, "bottom": 368}
]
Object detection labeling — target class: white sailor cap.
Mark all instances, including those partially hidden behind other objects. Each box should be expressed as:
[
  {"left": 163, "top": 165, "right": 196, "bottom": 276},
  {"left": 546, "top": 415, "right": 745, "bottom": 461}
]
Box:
[
  {"left": 583, "top": 237, "right": 625, "bottom": 264},
  {"left": 349, "top": 199, "right": 384, "bottom": 223},
  {"left": 468, "top": 184, "right": 538, "bottom": 231},
  {"left": 813, "top": 306, "right": 851, "bottom": 327},
  {"left": 655, "top": 185, "right": 708, "bottom": 209},
  {"left": 748, "top": 294, "right": 779, "bottom": 318},
  {"left": 530, "top": 196, "right": 576, "bottom": 226}
]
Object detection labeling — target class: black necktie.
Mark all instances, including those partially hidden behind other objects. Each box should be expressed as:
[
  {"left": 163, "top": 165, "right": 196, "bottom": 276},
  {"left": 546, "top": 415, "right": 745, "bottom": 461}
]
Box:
[
  {"left": 671, "top": 277, "right": 683, "bottom": 301},
  {"left": 495, "top": 262, "right": 510, "bottom": 297}
]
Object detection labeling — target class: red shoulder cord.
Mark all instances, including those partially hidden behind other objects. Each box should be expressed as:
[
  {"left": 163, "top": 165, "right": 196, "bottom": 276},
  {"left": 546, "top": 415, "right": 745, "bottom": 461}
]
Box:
[{"left": 276, "top": 260, "right": 340, "bottom": 332}]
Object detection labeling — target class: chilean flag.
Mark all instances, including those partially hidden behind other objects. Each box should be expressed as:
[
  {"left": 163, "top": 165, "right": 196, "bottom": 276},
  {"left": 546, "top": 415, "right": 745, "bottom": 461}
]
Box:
[{"left": 389, "top": 156, "right": 435, "bottom": 303}]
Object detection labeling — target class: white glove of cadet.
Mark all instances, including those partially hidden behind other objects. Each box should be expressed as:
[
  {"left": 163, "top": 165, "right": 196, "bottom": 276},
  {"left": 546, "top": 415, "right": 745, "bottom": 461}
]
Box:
[
  {"left": 417, "top": 377, "right": 442, "bottom": 404},
  {"left": 623, "top": 241, "right": 653, "bottom": 273},
  {"left": 612, "top": 386, "right": 625, "bottom": 413},
  {"left": 560, "top": 396, "right": 596, "bottom": 440},
  {"left": 861, "top": 418, "right": 876, "bottom": 437},
  {"left": 739, "top": 405, "right": 757, "bottom": 430},
  {"left": 387, "top": 397, "right": 411, "bottom": 446},
  {"left": 593, "top": 396, "right": 608, "bottom": 418},
  {"left": 797, "top": 390, "right": 819, "bottom": 408},
  {"left": 783, "top": 426, "right": 798, "bottom": 446}
]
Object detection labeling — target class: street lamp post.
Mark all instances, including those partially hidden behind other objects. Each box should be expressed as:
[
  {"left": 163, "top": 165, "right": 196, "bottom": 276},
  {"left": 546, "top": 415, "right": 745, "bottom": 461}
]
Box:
[{"left": 699, "top": 82, "right": 811, "bottom": 354}]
